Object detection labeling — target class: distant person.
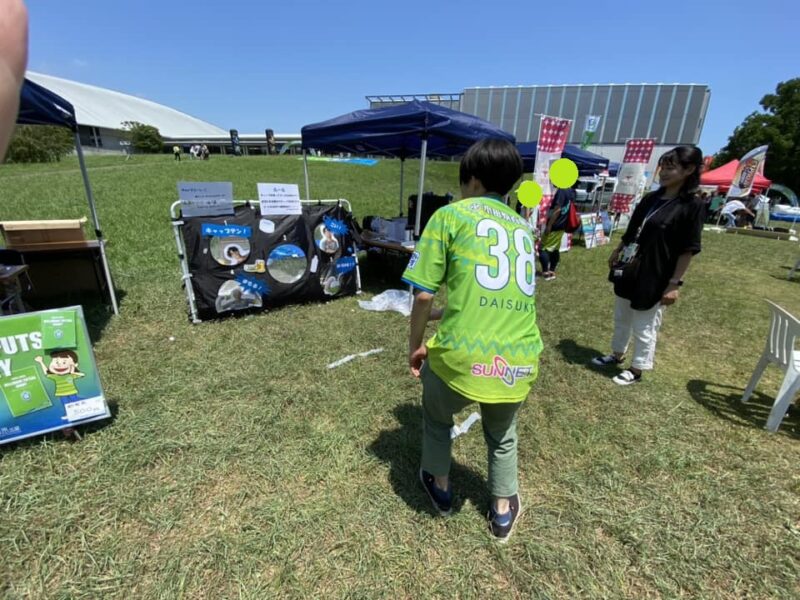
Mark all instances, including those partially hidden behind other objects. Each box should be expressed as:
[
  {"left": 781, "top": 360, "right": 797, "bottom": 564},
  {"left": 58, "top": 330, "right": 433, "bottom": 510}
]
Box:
[
  {"left": 201, "top": 144, "right": 210, "bottom": 160},
  {"left": 402, "top": 139, "right": 541, "bottom": 542},
  {"left": 592, "top": 145, "right": 705, "bottom": 386},
  {"left": 720, "top": 198, "right": 754, "bottom": 228},
  {"left": 539, "top": 183, "right": 576, "bottom": 281},
  {"left": 0, "top": 0, "right": 28, "bottom": 162},
  {"left": 267, "top": 131, "right": 277, "bottom": 155},
  {"left": 172, "top": 145, "right": 181, "bottom": 161}
]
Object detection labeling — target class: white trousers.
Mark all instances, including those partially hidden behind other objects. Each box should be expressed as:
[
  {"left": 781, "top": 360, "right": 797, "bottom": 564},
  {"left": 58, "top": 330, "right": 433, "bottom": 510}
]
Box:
[{"left": 611, "top": 296, "right": 664, "bottom": 371}]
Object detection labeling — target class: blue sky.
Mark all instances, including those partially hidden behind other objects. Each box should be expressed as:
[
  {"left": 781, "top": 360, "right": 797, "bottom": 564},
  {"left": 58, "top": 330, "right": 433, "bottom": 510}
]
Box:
[{"left": 25, "top": 0, "right": 800, "bottom": 153}]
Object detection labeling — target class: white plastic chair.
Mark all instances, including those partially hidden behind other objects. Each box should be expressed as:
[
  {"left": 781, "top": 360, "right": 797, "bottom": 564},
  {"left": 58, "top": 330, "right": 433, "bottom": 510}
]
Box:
[{"left": 741, "top": 300, "right": 800, "bottom": 432}]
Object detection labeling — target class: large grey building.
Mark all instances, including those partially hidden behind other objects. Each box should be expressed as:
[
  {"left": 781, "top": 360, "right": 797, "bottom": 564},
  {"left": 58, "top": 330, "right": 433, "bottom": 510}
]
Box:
[{"left": 368, "top": 83, "right": 711, "bottom": 174}]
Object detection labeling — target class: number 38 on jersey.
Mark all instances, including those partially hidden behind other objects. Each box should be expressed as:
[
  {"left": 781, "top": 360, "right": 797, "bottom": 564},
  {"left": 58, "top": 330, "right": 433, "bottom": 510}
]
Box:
[{"left": 474, "top": 218, "right": 536, "bottom": 296}]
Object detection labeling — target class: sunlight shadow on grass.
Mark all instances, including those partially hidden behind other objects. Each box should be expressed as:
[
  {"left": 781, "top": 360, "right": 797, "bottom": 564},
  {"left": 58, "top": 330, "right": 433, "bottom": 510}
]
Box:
[
  {"left": 555, "top": 338, "right": 611, "bottom": 373},
  {"left": 368, "top": 403, "right": 490, "bottom": 517},
  {"left": 687, "top": 379, "right": 799, "bottom": 438}
]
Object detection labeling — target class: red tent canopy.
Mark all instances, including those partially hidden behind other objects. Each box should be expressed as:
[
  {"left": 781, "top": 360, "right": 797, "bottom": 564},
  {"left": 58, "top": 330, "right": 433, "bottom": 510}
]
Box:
[{"left": 700, "top": 160, "right": 772, "bottom": 193}]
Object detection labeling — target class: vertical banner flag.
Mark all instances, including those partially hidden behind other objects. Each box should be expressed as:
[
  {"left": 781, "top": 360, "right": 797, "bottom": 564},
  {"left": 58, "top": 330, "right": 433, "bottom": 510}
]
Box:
[
  {"left": 727, "top": 145, "right": 768, "bottom": 198},
  {"left": 610, "top": 139, "right": 656, "bottom": 213},
  {"left": 230, "top": 129, "right": 242, "bottom": 156},
  {"left": 533, "top": 115, "right": 572, "bottom": 226},
  {"left": 0, "top": 306, "right": 110, "bottom": 445},
  {"left": 581, "top": 115, "right": 601, "bottom": 149}
]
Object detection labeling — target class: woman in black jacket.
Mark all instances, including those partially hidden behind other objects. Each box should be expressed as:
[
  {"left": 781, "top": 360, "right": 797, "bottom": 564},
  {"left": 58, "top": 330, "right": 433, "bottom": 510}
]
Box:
[{"left": 591, "top": 145, "right": 705, "bottom": 385}]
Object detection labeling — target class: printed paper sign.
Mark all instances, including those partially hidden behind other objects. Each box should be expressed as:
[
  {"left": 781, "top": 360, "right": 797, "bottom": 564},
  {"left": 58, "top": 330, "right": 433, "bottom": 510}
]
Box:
[
  {"left": 0, "top": 306, "right": 109, "bottom": 444},
  {"left": 258, "top": 183, "right": 302, "bottom": 216},
  {"left": 2, "top": 367, "right": 52, "bottom": 417},
  {"left": 580, "top": 214, "right": 609, "bottom": 249},
  {"left": 178, "top": 182, "right": 234, "bottom": 217},
  {"left": 41, "top": 310, "right": 77, "bottom": 349},
  {"left": 63, "top": 397, "right": 107, "bottom": 422}
]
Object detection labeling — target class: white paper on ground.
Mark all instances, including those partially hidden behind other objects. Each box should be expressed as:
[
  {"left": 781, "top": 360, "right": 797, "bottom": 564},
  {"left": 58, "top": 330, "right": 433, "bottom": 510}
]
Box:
[
  {"left": 450, "top": 411, "right": 481, "bottom": 439},
  {"left": 327, "top": 347, "right": 384, "bottom": 369}
]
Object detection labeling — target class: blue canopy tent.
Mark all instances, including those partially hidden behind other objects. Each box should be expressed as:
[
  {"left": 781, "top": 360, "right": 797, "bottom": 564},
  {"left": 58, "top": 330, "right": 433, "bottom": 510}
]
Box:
[
  {"left": 516, "top": 141, "right": 610, "bottom": 176},
  {"left": 301, "top": 100, "right": 516, "bottom": 236},
  {"left": 15, "top": 78, "right": 118, "bottom": 314}
]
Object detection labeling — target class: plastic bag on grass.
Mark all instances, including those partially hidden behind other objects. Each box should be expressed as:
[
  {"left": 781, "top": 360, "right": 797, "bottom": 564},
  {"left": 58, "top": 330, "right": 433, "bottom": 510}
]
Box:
[{"left": 358, "top": 289, "right": 411, "bottom": 317}]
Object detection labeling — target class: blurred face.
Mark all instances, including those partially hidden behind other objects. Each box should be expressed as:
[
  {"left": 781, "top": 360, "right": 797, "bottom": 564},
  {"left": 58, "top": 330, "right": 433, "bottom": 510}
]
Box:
[{"left": 658, "top": 158, "right": 695, "bottom": 189}]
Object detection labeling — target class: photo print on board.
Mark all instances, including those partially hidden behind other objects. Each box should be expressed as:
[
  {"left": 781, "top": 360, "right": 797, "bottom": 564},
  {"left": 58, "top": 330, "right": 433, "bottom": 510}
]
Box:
[
  {"left": 266, "top": 244, "right": 307, "bottom": 284},
  {"left": 319, "top": 263, "right": 342, "bottom": 296},
  {"left": 210, "top": 236, "right": 251, "bottom": 267},
  {"left": 314, "top": 224, "right": 340, "bottom": 254},
  {"left": 215, "top": 280, "right": 263, "bottom": 313}
]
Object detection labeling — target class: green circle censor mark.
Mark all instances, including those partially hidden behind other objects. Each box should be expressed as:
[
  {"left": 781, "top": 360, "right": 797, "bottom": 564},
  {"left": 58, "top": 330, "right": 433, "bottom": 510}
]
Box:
[
  {"left": 549, "top": 158, "right": 579, "bottom": 189},
  {"left": 516, "top": 180, "right": 543, "bottom": 208}
]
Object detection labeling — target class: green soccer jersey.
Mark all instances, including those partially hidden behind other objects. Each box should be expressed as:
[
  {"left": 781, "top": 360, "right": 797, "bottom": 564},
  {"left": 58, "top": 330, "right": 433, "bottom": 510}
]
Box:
[{"left": 402, "top": 196, "right": 543, "bottom": 403}]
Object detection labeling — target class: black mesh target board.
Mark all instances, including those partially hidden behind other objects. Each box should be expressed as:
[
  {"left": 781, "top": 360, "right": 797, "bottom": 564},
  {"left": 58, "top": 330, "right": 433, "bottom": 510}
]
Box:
[{"left": 178, "top": 202, "right": 360, "bottom": 320}]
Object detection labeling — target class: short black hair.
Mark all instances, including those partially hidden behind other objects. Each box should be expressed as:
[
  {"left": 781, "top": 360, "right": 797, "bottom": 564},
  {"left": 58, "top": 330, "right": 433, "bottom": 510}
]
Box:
[{"left": 459, "top": 139, "right": 523, "bottom": 196}]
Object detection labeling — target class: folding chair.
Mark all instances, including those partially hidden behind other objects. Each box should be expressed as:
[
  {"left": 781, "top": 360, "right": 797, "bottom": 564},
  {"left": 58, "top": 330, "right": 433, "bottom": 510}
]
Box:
[{"left": 742, "top": 300, "right": 800, "bottom": 432}]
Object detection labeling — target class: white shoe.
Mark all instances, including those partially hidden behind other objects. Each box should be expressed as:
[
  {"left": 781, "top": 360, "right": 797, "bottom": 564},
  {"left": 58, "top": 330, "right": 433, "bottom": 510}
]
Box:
[{"left": 613, "top": 369, "right": 642, "bottom": 385}]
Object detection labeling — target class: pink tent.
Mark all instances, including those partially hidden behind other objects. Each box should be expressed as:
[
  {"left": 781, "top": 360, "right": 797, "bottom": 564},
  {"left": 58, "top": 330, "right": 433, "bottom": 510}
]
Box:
[{"left": 700, "top": 160, "right": 772, "bottom": 193}]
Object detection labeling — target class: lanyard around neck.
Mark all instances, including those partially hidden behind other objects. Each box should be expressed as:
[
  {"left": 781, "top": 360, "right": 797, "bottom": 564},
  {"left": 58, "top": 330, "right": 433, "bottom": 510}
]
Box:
[{"left": 635, "top": 197, "right": 676, "bottom": 242}]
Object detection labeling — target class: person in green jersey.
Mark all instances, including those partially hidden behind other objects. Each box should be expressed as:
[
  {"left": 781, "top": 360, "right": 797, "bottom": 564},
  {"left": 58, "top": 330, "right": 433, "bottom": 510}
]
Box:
[{"left": 402, "top": 139, "right": 542, "bottom": 542}]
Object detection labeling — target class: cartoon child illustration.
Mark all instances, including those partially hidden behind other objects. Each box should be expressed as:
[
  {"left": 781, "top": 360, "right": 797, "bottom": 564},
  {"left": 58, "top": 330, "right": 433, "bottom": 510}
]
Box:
[{"left": 34, "top": 350, "right": 85, "bottom": 406}]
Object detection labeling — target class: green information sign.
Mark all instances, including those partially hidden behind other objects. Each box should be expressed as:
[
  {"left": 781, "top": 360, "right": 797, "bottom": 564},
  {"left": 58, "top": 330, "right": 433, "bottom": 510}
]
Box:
[{"left": 0, "top": 306, "right": 109, "bottom": 444}]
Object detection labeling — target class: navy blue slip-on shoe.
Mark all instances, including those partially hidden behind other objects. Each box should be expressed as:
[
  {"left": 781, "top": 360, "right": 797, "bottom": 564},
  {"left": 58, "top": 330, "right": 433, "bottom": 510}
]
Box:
[
  {"left": 487, "top": 493, "right": 522, "bottom": 542},
  {"left": 419, "top": 469, "right": 453, "bottom": 516}
]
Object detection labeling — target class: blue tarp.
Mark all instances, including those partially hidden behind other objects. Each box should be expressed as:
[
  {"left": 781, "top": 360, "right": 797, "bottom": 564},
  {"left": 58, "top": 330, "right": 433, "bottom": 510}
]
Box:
[
  {"left": 301, "top": 100, "right": 515, "bottom": 158},
  {"left": 17, "top": 78, "right": 78, "bottom": 131},
  {"left": 516, "top": 141, "right": 610, "bottom": 176}
]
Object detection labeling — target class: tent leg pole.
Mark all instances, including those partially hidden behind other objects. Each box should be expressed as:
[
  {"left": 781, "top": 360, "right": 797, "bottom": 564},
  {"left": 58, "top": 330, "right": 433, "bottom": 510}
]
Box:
[
  {"left": 399, "top": 158, "right": 405, "bottom": 217},
  {"left": 75, "top": 132, "right": 119, "bottom": 314},
  {"left": 75, "top": 133, "right": 102, "bottom": 236},
  {"left": 303, "top": 150, "right": 310, "bottom": 200},
  {"left": 97, "top": 240, "right": 119, "bottom": 315},
  {"left": 414, "top": 139, "right": 428, "bottom": 238}
]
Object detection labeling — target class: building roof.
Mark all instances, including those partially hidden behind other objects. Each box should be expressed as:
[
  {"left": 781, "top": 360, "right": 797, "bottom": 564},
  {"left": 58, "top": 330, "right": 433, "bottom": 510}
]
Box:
[{"left": 26, "top": 72, "right": 226, "bottom": 137}]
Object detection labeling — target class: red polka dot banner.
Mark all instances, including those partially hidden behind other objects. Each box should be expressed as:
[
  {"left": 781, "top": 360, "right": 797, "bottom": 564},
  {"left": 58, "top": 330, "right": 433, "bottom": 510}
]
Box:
[{"left": 610, "top": 138, "right": 656, "bottom": 213}]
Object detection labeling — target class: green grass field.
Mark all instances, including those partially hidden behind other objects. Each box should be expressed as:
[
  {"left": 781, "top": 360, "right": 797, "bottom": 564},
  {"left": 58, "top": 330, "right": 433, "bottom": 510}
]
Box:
[{"left": 1, "top": 154, "right": 799, "bottom": 599}]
